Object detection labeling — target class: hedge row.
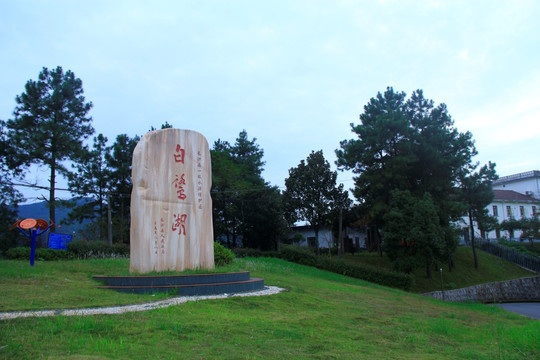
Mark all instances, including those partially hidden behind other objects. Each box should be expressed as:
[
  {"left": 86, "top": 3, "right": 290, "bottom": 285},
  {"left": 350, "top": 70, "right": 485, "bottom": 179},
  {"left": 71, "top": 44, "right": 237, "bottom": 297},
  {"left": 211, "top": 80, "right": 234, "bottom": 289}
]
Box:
[
  {"left": 5, "top": 247, "right": 70, "bottom": 261},
  {"left": 5, "top": 241, "right": 130, "bottom": 260},
  {"left": 67, "top": 241, "right": 130, "bottom": 259},
  {"left": 233, "top": 248, "right": 280, "bottom": 258}
]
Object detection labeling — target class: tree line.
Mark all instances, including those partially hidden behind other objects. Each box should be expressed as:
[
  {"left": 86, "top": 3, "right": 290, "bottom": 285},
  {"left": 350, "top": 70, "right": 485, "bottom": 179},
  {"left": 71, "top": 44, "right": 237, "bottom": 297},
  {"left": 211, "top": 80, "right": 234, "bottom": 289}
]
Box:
[{"left": 1, "top": 67, "right": 503, "bottom": 278}]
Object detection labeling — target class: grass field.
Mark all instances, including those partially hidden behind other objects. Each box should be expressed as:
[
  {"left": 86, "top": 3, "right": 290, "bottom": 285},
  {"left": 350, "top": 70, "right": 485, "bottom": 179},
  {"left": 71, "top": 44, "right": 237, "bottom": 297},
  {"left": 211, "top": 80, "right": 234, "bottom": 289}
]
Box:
[
  {"left": 1, "top": 256, "right": 539, "bottom": 359},
  {"left": 341, "top": 246, "right": 536, "bottom": 293}
]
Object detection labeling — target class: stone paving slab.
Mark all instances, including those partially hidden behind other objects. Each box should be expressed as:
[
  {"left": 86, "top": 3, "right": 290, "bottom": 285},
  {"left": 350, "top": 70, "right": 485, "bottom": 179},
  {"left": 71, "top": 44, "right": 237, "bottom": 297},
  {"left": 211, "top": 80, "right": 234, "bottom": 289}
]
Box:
[{"left": 0, "top": 286, "right": 285, "bottom": 321}]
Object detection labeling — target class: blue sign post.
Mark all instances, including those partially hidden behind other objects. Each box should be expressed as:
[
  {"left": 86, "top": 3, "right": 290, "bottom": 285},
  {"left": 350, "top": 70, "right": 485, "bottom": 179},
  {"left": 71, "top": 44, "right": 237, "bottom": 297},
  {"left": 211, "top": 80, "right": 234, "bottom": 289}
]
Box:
[
  {"left": 13, "top": 218, "right": 53, "bottom": 266},
  {"left": 48, "top": 233, "right": 73, "bottom": 250}
]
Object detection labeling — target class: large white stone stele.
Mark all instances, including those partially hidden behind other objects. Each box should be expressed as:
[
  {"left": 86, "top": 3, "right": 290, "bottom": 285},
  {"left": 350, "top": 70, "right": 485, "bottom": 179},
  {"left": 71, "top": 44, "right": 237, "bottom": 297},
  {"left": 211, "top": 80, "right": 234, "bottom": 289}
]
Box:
[{"left": 130, "top": 129, "right": 214, "bottom": 273}]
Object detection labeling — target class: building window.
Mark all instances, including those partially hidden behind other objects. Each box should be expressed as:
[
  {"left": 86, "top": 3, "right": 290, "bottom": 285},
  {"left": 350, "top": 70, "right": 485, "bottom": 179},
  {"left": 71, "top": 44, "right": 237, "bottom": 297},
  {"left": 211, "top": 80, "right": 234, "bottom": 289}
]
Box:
[
  {"left": 520, "top": 206, "right": 525, "bottom": 217},
  {"left": 506, "top": 206, "right": 512, "bottom": 217},
  {"left": 492, "top": 205, "right": 498, "bottom": 217}
]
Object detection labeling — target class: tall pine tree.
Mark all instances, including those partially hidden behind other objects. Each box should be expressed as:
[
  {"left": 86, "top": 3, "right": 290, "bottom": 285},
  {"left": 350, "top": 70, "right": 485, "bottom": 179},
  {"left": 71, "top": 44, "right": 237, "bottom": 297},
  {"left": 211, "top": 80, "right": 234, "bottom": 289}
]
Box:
[{"left": 6, "top": 66, "right": 94, "bottom": 231}]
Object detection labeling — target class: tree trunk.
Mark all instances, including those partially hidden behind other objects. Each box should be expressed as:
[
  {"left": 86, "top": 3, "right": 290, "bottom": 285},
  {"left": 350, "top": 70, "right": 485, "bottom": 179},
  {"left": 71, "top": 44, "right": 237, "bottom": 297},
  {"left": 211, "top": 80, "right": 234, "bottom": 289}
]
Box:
[
  {"left": 99, "top": 190, "right": 103, "bottom": 241},
  {"left": 49, "top": 158, "right": 56, "bottom": 233},
  {"left": 107, "top": 193, "right": 113, "bottom": 246},
  {"left": 338, "top": 206, "right": 343, "bottom": 259},
  {"left": 376, "top": 228, "right": 383, "bottom": 257},
  {"left": 469, "top": 208, "right": 478, "bottom": 269},
  {"left": 425, "top": 260, "right": 432, "bottom": 279},
  {"left": 314, "top": 227, "right": 320, "bottom": 255}
]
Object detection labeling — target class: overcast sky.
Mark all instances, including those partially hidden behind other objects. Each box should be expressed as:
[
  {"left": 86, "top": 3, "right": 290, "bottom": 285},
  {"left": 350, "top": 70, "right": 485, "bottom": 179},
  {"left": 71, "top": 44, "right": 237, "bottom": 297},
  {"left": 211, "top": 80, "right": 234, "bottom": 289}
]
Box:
[{"left": 2, "top": 0, "right": 539, "bottom": 203}]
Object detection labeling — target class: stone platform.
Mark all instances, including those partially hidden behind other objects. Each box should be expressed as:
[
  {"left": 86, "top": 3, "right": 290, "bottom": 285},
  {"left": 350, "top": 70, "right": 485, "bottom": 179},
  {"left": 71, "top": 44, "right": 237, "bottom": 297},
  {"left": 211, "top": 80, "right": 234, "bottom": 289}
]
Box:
[{"left": 93, "top": 271, "right": 264, "bottom": 296}]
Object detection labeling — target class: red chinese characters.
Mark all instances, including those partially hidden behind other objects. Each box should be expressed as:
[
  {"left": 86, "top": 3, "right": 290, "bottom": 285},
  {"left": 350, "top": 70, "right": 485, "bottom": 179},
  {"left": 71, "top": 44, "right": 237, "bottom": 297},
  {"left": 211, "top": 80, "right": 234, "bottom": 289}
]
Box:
[
  {"left": 197, "top": 151, "right": 203, "bottom": 209},
  {"left": 172, "top": 213, "right": 187, "bottom": 235},
  {"left": 172, "top": 173, "right": 187, "bottom": 200},
  {"left": 153, "top": 221, "right": 159, "bottom": 255},
  {"left": 159, "top": 217, "right": 165, "bottom": 254},
  {"left": 153, "top": 218, "right": 166, "bottom": 255},
  {"left": 174, "top": 144, "right": 185, "bottom": 164}
]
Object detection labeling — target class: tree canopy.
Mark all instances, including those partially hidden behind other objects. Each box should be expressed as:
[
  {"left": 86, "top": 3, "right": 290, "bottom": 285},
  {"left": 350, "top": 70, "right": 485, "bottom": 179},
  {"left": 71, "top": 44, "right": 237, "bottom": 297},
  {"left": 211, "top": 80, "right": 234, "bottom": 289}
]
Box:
[
  {"left": 458, "top": 161, "right": 498, "bottom": 269},
  {"left": 336, "top": 88, "right": 478, "bottom": 276},
  {"left": 211, "top": 130, "right": 285, "bottom": 250},
  {"left": 5, "top": 66, "right": 94, "bottom": 230},
  {"left": 283, "top": 150, "right": 340, "bottom": 252}
]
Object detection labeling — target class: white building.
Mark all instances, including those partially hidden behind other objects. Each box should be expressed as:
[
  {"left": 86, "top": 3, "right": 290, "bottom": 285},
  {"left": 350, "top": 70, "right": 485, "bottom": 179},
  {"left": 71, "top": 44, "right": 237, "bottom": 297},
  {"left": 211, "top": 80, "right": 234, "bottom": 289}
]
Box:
[
  {"left": 462, "top": 170, "right": 540, "bottom": 241},
  {"left": 288, "top": 224, "right": 367, "bottom": 251}
]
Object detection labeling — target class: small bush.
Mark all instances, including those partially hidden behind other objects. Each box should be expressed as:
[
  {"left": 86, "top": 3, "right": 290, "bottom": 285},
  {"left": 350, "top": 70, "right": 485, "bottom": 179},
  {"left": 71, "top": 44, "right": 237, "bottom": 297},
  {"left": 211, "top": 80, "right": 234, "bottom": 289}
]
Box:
[
  {"left": 214, "top": 242, "right": 234, "bottom": 266},
  {"left": 5, "top": 247, "right": 31, "bottom": 260},
  {"left": 233, "top": 248, "right": 280, "bottom": 258},
  {"left": 279, "top": 245, "right": 318, "bottom": 267},
  {"left": 67, "top": 240, "right": 129, "bottom": 259},
  {"left": 5, "top": 247, "right": 69, "bottom": 261}
]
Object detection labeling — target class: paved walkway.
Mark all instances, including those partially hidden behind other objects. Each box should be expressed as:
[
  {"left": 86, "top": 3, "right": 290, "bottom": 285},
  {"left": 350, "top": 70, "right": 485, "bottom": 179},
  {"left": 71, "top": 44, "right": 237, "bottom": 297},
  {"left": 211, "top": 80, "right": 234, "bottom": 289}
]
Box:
[
  {"left": 493, "top": 302, "right": 540, "bottom": 320},
  {"left": 0, "top": 286, "right": 285, "bottom": 321}
]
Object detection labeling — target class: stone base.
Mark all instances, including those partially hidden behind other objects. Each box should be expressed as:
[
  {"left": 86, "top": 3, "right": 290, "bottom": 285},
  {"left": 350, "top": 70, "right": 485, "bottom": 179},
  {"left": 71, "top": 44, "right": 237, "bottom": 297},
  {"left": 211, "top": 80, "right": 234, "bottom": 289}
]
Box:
[{"left": 93, "top": 271, "right": 264, "bottom": 296}]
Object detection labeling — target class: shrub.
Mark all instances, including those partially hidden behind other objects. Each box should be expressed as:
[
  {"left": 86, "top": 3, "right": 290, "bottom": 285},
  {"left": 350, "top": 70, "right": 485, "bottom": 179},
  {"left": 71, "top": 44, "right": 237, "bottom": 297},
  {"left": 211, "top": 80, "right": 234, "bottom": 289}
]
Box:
[
  {"left": 5, "top": 247, "right": 31, "bottom": 260},
  {"left": 36, "top": 248, "right": 69, "bottom": 261},
  {"left": 279, "top": 245, "right": 318, "bottom": 267},
  {"left": 214, "top": 242, "right": 234, "bottom": 266},
  {"left": 67, "top": 240, "right": 129, "bottom": 259},
  {"left": 5, "top": 247, "right": 69, "bottom": 261},
  {"left": 233, "top": 248, "right": 280, "bottom": 258}
]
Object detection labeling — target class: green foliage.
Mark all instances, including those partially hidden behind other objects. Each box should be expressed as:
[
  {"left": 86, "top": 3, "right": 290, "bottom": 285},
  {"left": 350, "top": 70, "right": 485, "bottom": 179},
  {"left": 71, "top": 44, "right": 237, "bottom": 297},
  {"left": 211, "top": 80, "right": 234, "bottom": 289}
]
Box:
[
  {"left": 497, "top": 240, "right": 539, "bottom": 257},
  {"left": 213, "top": 242, "right": 234, "bottom": 266},
  {"left": 458, "top": 162, "right": 498, "bottom": 268},
  {"left": 283, "top": 150, "right": 342, "bottom": 251},
  {"left": 5, "top": 242, "right": 129, "bottom": 260},
  {"left": 66, "top": 240, "right": 129, "bottom": 259},
  {"left": 211, "top": 131, "right": 286, "bottom": 250},
  {"left": 518, "top": 216, "right": 540, "bottom": 243},
  {"left": 279, "top": 245, "right": 319, "bottom": 266},
  {"left": 105, "top": 134, "right": 140, "bottom": 244},
  {"left": 5, "top": 66, "right": 94, "bottom": 229},
  {"left": 0, "top": 119, "right": 26, "bottom": 254},
  {"left": 336, "top": 88, "right": 479, "bottom": 273},
  {"left": 500, "top": 217, "right": 523, "bottom": 239},
  {"left": 233, "top": 247, "right": 280, "bottom": 258},
  {"left": 6, "top": 247, "right": 69, "bottom": 261},
  {"left": 64, "top": 133, "right": 110, "bottom": 241},
  {"left": 383, "top": 190, "right": 443, "bottom": 275},
  {"left": 279, "top": 245, "right": 414, "bottom": 290}
]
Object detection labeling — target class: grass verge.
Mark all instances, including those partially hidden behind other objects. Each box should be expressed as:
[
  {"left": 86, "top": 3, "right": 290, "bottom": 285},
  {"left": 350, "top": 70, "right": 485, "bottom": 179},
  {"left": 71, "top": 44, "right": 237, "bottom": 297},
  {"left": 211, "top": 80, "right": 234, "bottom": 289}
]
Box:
[
  {"left": 1, "top": 257, "right": 539, "bottom": 359},
  {"left": 342, "top": 246, "right": 536, "bottom": 293}
]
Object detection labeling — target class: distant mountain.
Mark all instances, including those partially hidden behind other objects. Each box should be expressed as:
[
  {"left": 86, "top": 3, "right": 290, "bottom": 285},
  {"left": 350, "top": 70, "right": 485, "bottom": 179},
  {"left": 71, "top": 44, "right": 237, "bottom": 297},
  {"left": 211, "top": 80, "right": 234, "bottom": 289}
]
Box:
[{"left": 17, "top": 199, "right": 91, "bottom": 235}]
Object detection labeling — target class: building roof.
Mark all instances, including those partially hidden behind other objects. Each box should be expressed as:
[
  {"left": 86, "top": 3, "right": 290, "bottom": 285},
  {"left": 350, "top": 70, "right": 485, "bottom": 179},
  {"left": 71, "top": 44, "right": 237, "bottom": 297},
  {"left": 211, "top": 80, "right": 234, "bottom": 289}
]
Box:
[
  {"left": 493, "top": 170, "right": 540, "bottom": 186},
  {"left": 493, "top": 189, "right": 538, "bottom": 202}
]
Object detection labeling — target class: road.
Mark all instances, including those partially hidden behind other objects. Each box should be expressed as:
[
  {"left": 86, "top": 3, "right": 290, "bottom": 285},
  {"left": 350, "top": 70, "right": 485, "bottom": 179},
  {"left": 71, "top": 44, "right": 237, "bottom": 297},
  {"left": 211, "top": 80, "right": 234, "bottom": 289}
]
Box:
[{"left": 494, "top": 303, "right": 540, "bottom": 320}]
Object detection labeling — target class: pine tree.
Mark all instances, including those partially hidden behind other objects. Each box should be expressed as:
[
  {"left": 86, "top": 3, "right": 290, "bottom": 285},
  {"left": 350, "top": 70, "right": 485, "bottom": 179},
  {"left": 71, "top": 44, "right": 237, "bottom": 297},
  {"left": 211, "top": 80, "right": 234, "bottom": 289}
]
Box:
[{"left": 6, "top": 66, "right": 94, "bottom": 231}]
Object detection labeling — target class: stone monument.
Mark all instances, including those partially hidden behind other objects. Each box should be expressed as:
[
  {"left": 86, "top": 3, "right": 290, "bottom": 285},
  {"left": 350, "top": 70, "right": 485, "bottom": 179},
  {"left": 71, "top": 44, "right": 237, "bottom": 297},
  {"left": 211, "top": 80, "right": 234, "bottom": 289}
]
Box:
[{"left": 130, "top": 128, "right": 214, "bottom": 273}]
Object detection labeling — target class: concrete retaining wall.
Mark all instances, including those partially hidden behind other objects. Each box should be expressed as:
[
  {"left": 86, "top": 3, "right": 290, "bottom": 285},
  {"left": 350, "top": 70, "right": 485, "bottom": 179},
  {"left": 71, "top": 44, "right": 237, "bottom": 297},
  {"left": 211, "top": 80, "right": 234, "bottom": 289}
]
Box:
[{"left": 424, "top": 276, "right": 540, "bottom": 303}]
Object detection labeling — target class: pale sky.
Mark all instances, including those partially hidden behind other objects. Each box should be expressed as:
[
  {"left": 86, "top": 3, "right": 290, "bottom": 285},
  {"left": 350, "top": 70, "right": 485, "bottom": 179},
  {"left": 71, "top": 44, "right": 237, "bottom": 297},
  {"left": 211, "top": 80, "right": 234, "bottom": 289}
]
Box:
[{"left": 1, "top": 0, "right": 539, "bottom": 203}]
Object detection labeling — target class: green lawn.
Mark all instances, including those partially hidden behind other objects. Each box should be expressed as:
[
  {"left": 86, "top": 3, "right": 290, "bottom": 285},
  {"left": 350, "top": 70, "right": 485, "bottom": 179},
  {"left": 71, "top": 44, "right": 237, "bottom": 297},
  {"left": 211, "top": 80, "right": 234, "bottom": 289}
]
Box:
[
  {"left": 1, "top": 257, "right": 538, "bottom": 359},
  {"left": 341, "top": 246, "right": 536, "bottom": 293}
]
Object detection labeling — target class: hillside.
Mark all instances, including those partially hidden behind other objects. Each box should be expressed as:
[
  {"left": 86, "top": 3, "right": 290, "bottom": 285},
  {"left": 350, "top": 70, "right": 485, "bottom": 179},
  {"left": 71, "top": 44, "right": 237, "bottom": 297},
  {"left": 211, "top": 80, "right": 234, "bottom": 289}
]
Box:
[
  {"left": 342, "top": 246, "right": 536, "bottom": 293},
  {"left": 17, "top": 199, "right": 90, "bottom": 236}
]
